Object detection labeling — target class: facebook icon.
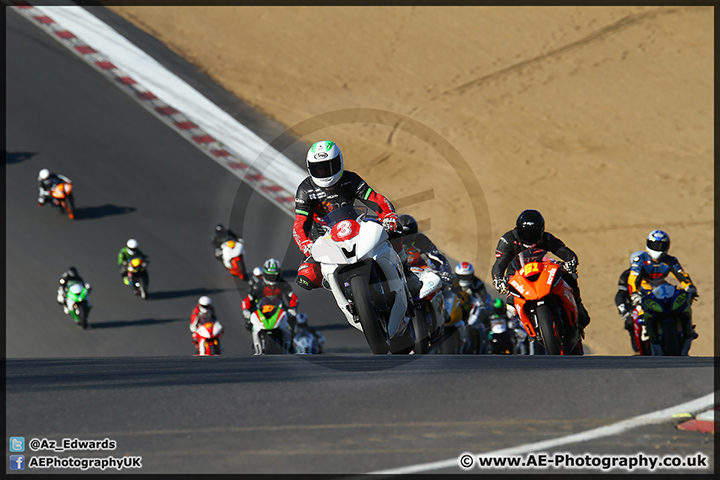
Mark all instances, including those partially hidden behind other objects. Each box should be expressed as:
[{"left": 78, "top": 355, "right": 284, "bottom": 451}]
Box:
[{"left": 9, "top": 455, "right": 25, "bottom": 470}]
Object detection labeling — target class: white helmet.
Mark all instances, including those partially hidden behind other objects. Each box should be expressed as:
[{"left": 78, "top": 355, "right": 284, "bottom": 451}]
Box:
[
  {"left": 455, "top": 261, "right": 474, "bottom": 288},
  {"left": 198, "top": 296, "right": 212, "bottom": 312},
  {"left": 252, "top": 266, "right": 263, "bottom": 279},
  {"left": 39, "top": 168, "right": 50, "bottom": 180},
  {"left": 126, "top": 238, "right": 139, "bottom": 255},
  {"left": 306, "top": 141, "right": 344, "bottom": 188}
]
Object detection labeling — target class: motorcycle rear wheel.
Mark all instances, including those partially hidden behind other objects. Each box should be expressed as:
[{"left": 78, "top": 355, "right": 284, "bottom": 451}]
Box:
[
  {"left": 536, "top": 304, "right": 561, "bottom": 355},
  {"left": 350, "top": 275, "right": 389, "bottom": 354}
]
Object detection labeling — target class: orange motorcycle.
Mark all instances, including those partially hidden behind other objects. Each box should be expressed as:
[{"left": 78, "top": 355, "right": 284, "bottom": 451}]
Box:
[
  {"left": 506, "top": 248, "right": 583, "bottom": 355},
  {"left": 49, "top": 181, "right": 75, "bottom": 219}
]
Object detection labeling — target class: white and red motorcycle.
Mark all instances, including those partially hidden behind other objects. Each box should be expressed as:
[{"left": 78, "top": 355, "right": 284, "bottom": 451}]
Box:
[
  {"left": 310, "top": 205, "right": 415, "bottom": 354},
  {"left": 194, "top": 315, "right": 223, "bottom": 356},
  {"left": 220, "top": 238, "right": 248, "bottom": 280},
  {"left": 409, "top": 265, "right": 446, "bottom": 354}
]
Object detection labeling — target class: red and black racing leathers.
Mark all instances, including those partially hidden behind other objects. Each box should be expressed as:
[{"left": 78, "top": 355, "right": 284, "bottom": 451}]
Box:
[
  {"left": 491, "top": 229, "right": 590, "bottom": 328},
  {"left": 292, "top": 171, "right": 397, "bottom": 290}
]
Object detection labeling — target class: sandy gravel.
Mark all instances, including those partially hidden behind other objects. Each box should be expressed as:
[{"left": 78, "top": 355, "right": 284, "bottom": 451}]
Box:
[{"left": 105, "top": 5, "right": 714, "bottom": 356}]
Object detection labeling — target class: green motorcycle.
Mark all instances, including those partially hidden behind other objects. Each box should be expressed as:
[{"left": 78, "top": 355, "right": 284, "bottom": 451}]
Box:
[{"left": 65, "top": 281, "right": 92, "bottom": 329}]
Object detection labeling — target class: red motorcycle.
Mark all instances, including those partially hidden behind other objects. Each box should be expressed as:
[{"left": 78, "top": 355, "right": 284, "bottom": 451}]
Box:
[{"left": 506, "top": 248, "right": 583, "bottom": 355}]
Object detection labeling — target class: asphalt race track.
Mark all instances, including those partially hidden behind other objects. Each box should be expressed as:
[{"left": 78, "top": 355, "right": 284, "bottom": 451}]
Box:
[{"left": 5, "top": 7, "right": 715, "bottom": 475}]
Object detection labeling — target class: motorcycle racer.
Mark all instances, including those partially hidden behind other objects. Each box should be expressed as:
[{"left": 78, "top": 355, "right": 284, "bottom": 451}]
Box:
[
  {"left": 37, "top": 168, "right": 72, "bottom": 206},
  {"left": 117, "top": 238, "right": 149, "bottom": 285},
  {"left": 292, "top": 140, "right": 402, "bottom": 290},
  {"left": 628, "top": 230, "right": 698, "bottom": 356},
  {"left": 396, "top": 214, "right": 453, "bottom": 298},
  {"left": 56, "top": 266, "right": 91, "bottom": 314},
  {"left": 293, "top": 313, "right": 325, "bottom": 353},
  {"left": 212, "top": 223, "right": 241, "bottom": 260},
  {"left": 490, "top": 209, "right": 591, "bottom": 335},
  {"left": 248, "top": 266, "right": 263, "bottom": 288},
  {"left": 453, "top": 261, "right": 492, "bottom": 313},
  {"left": 190, "top": 296, "right": 217, "bottom": 345},
  {"left": 242, "top": 258, "right": 299, "bottom": 331}
]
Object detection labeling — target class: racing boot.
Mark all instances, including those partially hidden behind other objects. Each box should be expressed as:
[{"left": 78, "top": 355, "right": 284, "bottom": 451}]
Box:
[{"left": 681, "top": 338, "right": 693, "bottom": 356}]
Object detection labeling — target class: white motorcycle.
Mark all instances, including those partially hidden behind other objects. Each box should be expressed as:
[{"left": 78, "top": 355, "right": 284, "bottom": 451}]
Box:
[
  {"left": 310, "top": 205, "right": 415, "bottom": 354},
  {"left": 409, "top": 266, "right": 446, "bottom": 354},
  {"left": 193, "top": 314, "right": 223, "bottom": 356},
  {"left": 248, "top": 297, "right": 292, "bottom": 355},
  {"left": 219, "top": 238, "right": 248, "bottom": 280}
]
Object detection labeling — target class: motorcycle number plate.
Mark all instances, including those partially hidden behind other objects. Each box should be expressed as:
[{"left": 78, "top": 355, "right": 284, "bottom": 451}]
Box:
[
  {"left": 523, "top": 262, "right": 541, "bottom": 276},
  {"left": 331, "top": 220, "right": 361, "bottom": 242}
]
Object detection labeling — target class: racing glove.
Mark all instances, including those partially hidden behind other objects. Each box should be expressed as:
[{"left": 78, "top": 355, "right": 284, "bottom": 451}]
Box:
[
  {"left": 381, "top": 212, "right": 400, "bottom": 234},
  {"left": 493, "top": 277, "right": 508, "bottom": 294},
  {"left": 631, "top": 292, "right": 642, "bottom": 307},
  {"left": 562, "top": 258, "right": 578, "bottom": 274},
  {"left": 242, "top": 309, "right": 251, "bottom": 320},
  {"left": 686, "top": 285, "right": 698, "bottom": 300},
  {"left": 299, "top": 239, "right": 313, "bottom": 257},
  {"left": 617, "top": 303, "right": 627, "bottom": 316}
]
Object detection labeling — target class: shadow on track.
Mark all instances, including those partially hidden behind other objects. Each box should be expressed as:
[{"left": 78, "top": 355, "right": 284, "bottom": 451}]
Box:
[
  {"left": 74, "top": 204, "right": 136, "bottom": 220},
  {"left": 5, "top": 151, "right": 38, "bottom": 164},
  {"left": 149, "top": 287, "right": 232, "bottom": 300},
  {"left": 89, "top": 317, "right": 185, "bottom": 329}
]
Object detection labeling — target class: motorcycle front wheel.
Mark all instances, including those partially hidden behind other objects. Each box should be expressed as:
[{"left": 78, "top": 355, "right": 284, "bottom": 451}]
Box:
[
  {"left": 350, "top": 275, "right": 389, "bottom": 354},
  {"left": 661, "top": 320, "right": 681, "bottom": 356},
  {"left": 411, "top": 301, "right": 433, "bottom": 354},
  {"left": 536, "top": 304, "right": 561, "bottom": 355},
  {"left": 77, "top": 303, "right": 89, "bottom": 330}
]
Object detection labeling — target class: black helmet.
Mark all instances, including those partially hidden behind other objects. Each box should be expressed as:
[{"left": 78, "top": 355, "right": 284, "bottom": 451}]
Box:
[
  {"left": 215, "top": 223, "right": 224, "bottom": 232},
  {"left": 398, "top": 214, "right": 418, "bottom": 236},
  {"left": 67, "top": 266, "right": 78, "bottom": 278},
  {"left": 516, "top": 209, "right": 545, "bottom": 246}
]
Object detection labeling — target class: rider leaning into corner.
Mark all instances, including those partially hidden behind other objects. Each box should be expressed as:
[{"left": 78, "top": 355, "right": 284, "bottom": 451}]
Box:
[
  {"left": 490, "top": 209, "right": 591, "bottom": 337},
  {"left": 628, "top": 229, "right": 698, "bottom": 356},
  {"left": 292, "top": 140, "right": 403, "bottom": 290}
]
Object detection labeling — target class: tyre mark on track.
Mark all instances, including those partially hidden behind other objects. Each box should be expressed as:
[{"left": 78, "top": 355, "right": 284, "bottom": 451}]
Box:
[{"left": 435, "top": 7, "right": 684, "bottom": 100}]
